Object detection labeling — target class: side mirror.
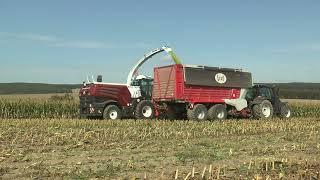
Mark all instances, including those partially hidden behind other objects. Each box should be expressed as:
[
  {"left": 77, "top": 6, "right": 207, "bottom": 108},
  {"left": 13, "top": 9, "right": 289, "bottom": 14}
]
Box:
[
  {"left": 273, "top": 87, "right": 280, "bottom": 96},
  {"left": 97, "top": 75, "right": 102, "bottom": 82}
]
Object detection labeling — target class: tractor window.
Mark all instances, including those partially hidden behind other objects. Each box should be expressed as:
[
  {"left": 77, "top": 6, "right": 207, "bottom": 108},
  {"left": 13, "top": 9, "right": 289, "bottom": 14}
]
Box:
[
  {"left": 259, "top": 87, "right": 272, "bottom": 99},
  {"left": 140, "top": 79, "right": 148, "bottom": 93},
  {"left": 245, "top": 88, "right": 256, "bottom": 100}
]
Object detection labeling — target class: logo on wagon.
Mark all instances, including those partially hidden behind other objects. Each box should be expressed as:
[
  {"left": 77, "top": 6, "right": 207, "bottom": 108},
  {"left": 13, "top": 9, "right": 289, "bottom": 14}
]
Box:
[{"left": 215, "top": 73, "right": 227, "bottom": 84}]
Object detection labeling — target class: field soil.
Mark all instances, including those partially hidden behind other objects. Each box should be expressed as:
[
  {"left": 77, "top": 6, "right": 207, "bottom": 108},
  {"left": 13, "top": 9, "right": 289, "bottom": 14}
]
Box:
[{"left": 0, "top": 118, "right": 319, "bottom": 179}]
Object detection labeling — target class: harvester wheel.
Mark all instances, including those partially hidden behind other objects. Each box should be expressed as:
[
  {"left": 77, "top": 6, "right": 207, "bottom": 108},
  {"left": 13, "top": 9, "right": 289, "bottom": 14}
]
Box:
[
  {"left": 252, "top": 100, "right": 274, "bottom": 119},
  {"left": 279, "top": 104, "right": 291, "bottom": 118},
  {"left": 135, "top": 100, "right": 155, "bottom": 119},
  {"left": 208, "top": 104, "right": 227, "bottom": 120},
  {"left": 103, "top": 105, "right": 122, "bottom": 120},
  {"left": 187, "top": 104, "right": 208, "bottom": 121}
]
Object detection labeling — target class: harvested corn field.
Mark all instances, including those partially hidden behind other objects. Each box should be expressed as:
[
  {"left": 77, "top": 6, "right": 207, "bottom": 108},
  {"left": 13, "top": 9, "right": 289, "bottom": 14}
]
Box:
[{"left": 0, "top": 117, "right": 319, "bottom": 179}]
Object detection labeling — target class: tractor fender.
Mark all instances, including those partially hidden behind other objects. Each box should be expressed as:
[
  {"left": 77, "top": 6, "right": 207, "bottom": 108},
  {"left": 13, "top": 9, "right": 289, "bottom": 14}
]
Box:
[
  {"left": 250, "top": 96, "right": 267, "bottom": 106},
  {"left": 224, "top": 98, "right": 248, "bottom": 111}
]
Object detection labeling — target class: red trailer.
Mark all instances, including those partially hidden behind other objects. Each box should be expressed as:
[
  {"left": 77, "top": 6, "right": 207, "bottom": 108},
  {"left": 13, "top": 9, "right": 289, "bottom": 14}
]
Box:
[{"left": 152, "top": 64, "right": 253, "bottom": 120}]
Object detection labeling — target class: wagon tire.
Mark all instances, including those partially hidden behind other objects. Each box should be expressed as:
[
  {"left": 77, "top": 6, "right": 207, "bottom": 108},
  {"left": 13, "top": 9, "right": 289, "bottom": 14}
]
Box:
[
  {"left": 252, "top": 100, "right": 273, "bottom": 119},
  {"left": 187, "top": 104, "right": 208, "bottom": 121},
  {"left": 135, "top": 100, "right": 155, "bottom": 119},
  {"left": 79, "top": 114, "right": 88, "bottom": 119},
  {"left": 208, "top": 104, "right": 227, "bottom": 120},
  {"left": 103, "top": 105, "right": 122, "bottom": 120},
  {"left": 166, "top": 105, "right": 177, "bottom": 120}
]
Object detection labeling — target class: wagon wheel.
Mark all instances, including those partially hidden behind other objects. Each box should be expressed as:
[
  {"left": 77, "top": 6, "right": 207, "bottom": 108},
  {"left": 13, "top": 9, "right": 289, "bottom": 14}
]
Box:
[
  {"left": 208, "top": 104, "right": 227, "bottom": 120},
  {"left": 135, "top": 100, "right": 155, "bottom": 119},
  {"left": 187, "top": 104, "right": 208, "bottom": 121}
]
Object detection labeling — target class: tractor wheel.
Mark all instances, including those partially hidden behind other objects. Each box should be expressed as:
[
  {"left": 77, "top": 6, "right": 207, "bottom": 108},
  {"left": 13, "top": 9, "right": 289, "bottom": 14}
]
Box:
[
  {"left": 187, "top": 104, "right": 208, "bottom": 121},
  {"left": 103, "top": 105, "right": 122, "bottom": 120},
  {"left": 135, "top": 100, "right": 155, "bottom": 119},
  {"left": 252, "top": 100, "right": 274, "bottom": 119},
  {"left": 279, "top": 104, "right": 291, "bottom": 118},
  {"left": 208, "top": 104, "right": 227, "bottom": 120}
]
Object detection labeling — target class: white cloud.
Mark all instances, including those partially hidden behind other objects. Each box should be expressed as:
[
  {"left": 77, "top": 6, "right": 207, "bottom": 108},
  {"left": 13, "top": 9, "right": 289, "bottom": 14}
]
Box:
[
  {"left": 0, "top": 31, "right": 152, "bottom": 49},
  {"left": 133, "top": 42, "right": 154, "bottom": 48},
  {"left": 0, "top": 32, "right": 60, "bottom": 42},
  {"left": 305, "top": 43, "right": 320, "bottom": 51},
  {"left": 51, "top": 41, "right": 114, "bottom": 49},
  {"left": 269, "top": 43, "right": 320, "bottom": 54}
]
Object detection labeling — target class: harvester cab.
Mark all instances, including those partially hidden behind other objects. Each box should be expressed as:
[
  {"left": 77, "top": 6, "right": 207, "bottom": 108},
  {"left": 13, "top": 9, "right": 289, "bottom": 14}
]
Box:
[{"left": 131, "top": 75, "right": 153, "bottom": 100}]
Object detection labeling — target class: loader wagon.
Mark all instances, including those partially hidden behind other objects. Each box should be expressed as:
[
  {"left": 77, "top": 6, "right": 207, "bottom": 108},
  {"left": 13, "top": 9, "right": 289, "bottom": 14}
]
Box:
[{"left": 152, "top": 64, "right": 252, "bottom": 120}]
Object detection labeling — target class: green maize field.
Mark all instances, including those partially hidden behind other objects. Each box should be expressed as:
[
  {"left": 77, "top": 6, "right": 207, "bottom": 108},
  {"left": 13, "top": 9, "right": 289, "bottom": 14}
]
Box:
[{"left": 0, "top": 98, "right": 319, "bottom": 119}]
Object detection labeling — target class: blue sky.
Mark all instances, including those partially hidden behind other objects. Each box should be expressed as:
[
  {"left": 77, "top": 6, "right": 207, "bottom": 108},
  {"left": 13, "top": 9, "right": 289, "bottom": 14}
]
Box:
[{"left": 0, "top": 0, "right": 319, "bottom": 84}]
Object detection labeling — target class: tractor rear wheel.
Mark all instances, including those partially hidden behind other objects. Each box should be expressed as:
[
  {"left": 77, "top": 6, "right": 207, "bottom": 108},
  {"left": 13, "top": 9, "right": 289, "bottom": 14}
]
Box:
[
  {"left": 135, "top": 100, "right": 155, "bottom": 119},
  {"left": 103, "top": 105, "right": 122, "bottom": 120},
  {"left": 279, "top": 103, "right": 291, "bottom": 118},
  {"left": 187, "top": 104, "right": 208, "bottom": 121},
  {"left": 208, "top": 104, "right": 227, "bottom": 120},
  {"left": 252, "top": 100, "right": 274, "bottom": 119}
]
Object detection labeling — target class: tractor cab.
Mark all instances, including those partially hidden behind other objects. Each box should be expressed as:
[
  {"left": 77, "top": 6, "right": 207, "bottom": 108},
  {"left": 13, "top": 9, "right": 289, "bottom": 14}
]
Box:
[
  {"left": 246, "top": 85, "right": 279, "bottom": 102},
  {"left": 131, "top": 75, "right": 153, "bottom": 100}
]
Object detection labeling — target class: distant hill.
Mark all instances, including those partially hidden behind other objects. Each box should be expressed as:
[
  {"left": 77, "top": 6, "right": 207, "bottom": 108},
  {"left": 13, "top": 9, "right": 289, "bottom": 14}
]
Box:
[
  {"left": 257, "top": 83, "right": 320, "bottom": 100},
  {"left": 0, "top": 82, "right": 319, "bottom": 99},
  {"left": 0, "top": 83, "right": 80, "bottom": 94}
]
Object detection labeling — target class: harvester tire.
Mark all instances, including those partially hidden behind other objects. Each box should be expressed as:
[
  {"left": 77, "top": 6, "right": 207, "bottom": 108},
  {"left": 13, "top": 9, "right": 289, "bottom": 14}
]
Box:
[
  {"left": 208, "top": 104, "right": 227, "bottom": 120},
  {"left": 187, "top": 104, "right": 208, "bottom": 121},
  {"left": 103, "top": 105, "right": 122, "bottom": 120},
  {"left": 279, "top": 104, "right": 291, "bottom": 118},
  {"left": 252, "top": 100, "right": 274, "bottom": 119},
  {"left": 135, "top": 100, "right": 155, "bottom": 119}
]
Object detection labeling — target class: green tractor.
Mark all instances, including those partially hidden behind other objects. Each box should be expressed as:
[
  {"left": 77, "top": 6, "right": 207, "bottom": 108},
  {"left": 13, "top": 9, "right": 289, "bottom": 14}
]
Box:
[{"left": 246, "top": 85, "right": 291, "bottom": 119}]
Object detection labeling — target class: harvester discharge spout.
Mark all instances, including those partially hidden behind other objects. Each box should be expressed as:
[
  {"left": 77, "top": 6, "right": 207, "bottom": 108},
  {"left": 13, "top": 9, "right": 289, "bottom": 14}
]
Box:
[{"left": 126, "top": 46, "right": 181, "bottom": 86}]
